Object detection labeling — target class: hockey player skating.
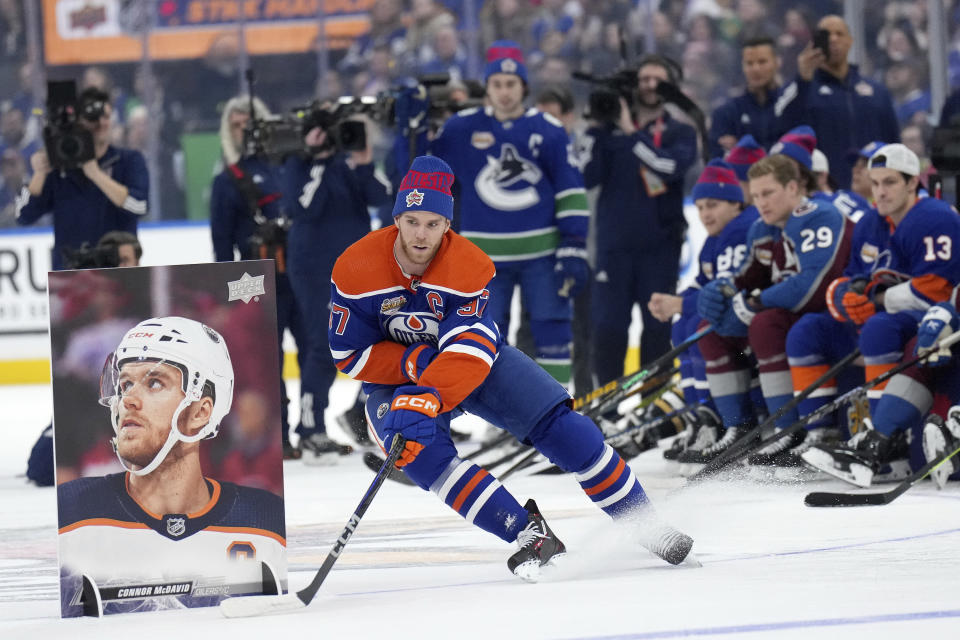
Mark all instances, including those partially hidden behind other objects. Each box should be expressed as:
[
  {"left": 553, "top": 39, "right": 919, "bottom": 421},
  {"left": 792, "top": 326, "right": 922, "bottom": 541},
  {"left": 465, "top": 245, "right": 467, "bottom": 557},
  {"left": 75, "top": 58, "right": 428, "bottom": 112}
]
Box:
[
  {"left": 328, "top": 156, "right": 694, "bottom": 581},
  {"left": 802, "top": 144, "right": 960, "bottom": 486},
  {"left": 647, "top": 159, "right": 758, "bottom": 461},
  {"left": 690, "top": 153, "right": 854, "bottom": 464},
  {"left": 57, "top": 317, "right": 286, "bottom": 616},
  {"left": 396, "top": 40, "right": 589, "bottom": 388}
]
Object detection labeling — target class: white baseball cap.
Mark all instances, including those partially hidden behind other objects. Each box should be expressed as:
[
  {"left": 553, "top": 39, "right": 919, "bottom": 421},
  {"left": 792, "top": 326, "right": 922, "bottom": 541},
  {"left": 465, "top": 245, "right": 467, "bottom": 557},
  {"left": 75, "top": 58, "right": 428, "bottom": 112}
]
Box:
[
  {"left": 867, "top": 143, "right": 920, "bottom": 176},
  {"left": 811, "top": 149, "right": 829, "bottom": 174}
]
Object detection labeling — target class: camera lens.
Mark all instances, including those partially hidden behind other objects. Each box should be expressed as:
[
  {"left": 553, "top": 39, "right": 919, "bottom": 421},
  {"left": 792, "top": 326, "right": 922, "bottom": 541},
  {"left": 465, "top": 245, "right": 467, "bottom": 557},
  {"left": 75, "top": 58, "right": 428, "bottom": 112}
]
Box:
[{"left": 58, "top": 134, "right": 82, "bottom": 160}]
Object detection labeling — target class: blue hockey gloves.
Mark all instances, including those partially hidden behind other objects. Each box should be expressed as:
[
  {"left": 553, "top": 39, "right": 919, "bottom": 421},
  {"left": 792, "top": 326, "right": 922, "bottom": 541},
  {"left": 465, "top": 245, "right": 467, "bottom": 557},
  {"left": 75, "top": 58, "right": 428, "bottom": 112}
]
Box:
[
  {"left": 401, "top": 342, "right": 439, "bottom": 383},
  {"left": 394, "top": 84, "right": 430, "bottom": 136},
  {"left": 382, "top": 385, "right": 441, "bottom": 467},
  {"left": 915, "top": 303, "right": 960, "bottom": 366},
  {"left": 554, "top": 245, "right": 589, "bottom": 298},
  {"left": 697, "top": 278, "right": 735, "bottom": 326}
]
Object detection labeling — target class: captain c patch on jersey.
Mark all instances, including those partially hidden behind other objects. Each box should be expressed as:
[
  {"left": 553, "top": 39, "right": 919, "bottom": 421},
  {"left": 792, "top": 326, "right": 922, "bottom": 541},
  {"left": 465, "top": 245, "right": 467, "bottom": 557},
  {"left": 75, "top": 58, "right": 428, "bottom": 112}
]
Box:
[{"left": 475, "top": 143, "right": 543, "bottom": 211}]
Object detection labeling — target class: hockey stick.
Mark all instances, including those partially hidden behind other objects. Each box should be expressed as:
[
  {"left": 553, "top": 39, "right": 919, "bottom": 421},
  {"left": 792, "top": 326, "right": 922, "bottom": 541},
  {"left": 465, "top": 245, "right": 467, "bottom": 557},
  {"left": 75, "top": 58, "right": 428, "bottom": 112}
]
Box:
[
  {"left": 220, "top": 436, "right": 406, "bottom": 618},
  {"left": 684, "top": 347, "right": 862, "bottom": 484},
  {"left": 580, "top": 325, "right": 714, "bottom": 418},
  {"left": 689, "top": 327, "right": 960, "bottom": 485},
  {"left": 804, "top": 441, "right": 960, "bottom": 507}
]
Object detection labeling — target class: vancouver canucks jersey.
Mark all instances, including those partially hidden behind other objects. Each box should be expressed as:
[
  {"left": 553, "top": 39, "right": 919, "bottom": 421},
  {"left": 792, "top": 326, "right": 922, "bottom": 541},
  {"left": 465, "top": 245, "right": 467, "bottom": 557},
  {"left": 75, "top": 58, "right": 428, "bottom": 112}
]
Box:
[
  {"left": 681, "top": 205, "right": 759, "bottom": 317},
  {"left": 329, "top": 227, "right": 502, "bottom": 411},
  {"left": 430, "top": 107, "right": 588, "bottom": 262},
  {"left": 57, "top": 473, "right": 286, "bottom": 617},
  {"left": 735, "top": 198, "right": 854, "bottom": 313}
]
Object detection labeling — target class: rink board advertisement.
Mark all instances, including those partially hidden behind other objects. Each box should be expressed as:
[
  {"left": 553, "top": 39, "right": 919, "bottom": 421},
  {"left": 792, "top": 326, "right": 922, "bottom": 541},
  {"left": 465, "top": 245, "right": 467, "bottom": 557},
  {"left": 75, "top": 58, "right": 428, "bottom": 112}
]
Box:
[
  {"left": 49, "top": 260, "right": 288, "bottom": 618},
  {"left": 43, "top": 0, "right": 373, "bottom": 65}
]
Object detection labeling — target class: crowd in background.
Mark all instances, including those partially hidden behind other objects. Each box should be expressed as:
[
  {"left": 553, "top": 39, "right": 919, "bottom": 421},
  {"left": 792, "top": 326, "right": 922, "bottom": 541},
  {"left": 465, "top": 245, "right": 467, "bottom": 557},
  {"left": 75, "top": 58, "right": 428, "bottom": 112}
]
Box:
[{"left": 0, "top": 0, "right": 959, "bottom": 225}]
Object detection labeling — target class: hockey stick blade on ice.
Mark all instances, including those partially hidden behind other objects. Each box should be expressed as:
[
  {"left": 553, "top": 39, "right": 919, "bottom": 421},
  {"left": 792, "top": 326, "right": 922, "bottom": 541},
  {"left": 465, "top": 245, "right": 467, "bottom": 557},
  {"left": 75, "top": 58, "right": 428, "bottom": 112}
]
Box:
[
  {"left": 804, "top": 441, "right": 960, "bottom": 507},
  {"left": 220, "top": 436, "right": 406, "bottom": 618}
]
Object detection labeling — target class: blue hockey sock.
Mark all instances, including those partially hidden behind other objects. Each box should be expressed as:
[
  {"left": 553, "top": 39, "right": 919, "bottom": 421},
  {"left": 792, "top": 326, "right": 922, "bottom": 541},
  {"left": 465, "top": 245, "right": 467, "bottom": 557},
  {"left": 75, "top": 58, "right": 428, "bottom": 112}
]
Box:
[
  {"left": 429, "top": 457, "right": 528, "bottom": 543},
  {"left": 765, "top": 392, "right": 798, "bottom": 428},
  {"left": 574, "top": 443, "right": 649, "bottom": 517}
]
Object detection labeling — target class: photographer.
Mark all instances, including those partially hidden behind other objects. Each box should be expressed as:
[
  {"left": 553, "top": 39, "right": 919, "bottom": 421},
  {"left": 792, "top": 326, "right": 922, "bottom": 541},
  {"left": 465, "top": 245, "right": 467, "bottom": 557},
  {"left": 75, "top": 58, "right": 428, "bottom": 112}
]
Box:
[
  {"left": 15, "top": 86, "right": 149, "bottom": 270},
  {"left": 210, "top": 95, "right": 307, "bottom": 459},
  {"left": 283, "top": 103, "right": 392, "bottom": 462},
  {"left": 580, "top": 55, "right": 697, "bottom": 386}
]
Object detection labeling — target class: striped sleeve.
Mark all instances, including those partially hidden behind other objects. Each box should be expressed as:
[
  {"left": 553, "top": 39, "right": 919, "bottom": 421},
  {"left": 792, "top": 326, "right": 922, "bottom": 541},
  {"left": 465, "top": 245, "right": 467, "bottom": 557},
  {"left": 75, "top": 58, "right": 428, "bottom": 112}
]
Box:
[
  {"left": 328, "top": 281, "right": 408, "bottom": 385},
  {"left": 420, "top": 320, "right": 501, "bottom": 412}
]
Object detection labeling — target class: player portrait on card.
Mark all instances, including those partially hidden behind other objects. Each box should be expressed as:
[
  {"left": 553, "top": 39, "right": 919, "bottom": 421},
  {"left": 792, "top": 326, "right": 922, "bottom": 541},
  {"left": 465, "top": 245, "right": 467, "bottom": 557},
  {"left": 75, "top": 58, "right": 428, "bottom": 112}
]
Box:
[{"left": 49, "top": 261, "right": 287, "bottom": 617}]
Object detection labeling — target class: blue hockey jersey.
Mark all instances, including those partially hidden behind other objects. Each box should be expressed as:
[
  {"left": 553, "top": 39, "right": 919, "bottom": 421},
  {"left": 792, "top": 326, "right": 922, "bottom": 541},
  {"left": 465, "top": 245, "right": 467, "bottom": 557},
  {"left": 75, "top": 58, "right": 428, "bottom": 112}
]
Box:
[
  {"left": 430, "top": 107, "right": 588, "bottom": 262},
  {"left": 813, "top": 189, "right": 873, "bottom": 223},
  {"left": 681, "top": 205, "right": 759, "bottom": 317},
  {"left": 878, "top": 196, "right": 960, "bottom": 312},
  {"left": 328, "top": 226, "right": 502, "bottom": 412},
  {"left": 736, "top": 198, "right": 854, "bottom": 312}
]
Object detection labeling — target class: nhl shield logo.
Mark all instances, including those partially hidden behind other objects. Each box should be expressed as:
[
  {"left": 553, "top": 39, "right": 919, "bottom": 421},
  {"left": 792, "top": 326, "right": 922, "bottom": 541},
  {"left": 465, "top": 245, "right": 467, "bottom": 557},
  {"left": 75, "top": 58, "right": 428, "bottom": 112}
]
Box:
[
  {"left": 406, "top": 189, "right": 425, "bottom": 207},
  {"left": 165, "top": 516, "right": 187, "bottom": 537}
]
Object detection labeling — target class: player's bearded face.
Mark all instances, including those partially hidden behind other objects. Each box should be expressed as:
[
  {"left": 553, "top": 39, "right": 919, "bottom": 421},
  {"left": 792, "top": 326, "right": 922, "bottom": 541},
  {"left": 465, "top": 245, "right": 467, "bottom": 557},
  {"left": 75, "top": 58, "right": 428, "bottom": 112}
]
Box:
[
  {"left": 114, "top": 362, "right": 186, "bottom": 468},
  {"left": 395, "top": 211, "right": 450, "bottom": 269}
]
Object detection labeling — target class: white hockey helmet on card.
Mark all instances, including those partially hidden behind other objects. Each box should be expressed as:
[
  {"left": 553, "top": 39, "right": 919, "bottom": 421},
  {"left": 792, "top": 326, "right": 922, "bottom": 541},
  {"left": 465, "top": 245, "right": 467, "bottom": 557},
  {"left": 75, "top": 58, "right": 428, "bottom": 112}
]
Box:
[{"left": 99, "top": 316, "right": 234, "bottom": 476}]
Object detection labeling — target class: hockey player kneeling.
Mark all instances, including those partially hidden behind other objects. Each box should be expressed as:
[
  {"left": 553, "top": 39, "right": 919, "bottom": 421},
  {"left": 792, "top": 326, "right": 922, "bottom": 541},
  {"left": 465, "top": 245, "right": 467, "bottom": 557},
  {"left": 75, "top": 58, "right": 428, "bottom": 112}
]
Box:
[
  {"left": 328, "top": 156, "right": 694, "bottom": 581},
  {"left": 57, "top": 317, "right": 286, "bottom": 617}
]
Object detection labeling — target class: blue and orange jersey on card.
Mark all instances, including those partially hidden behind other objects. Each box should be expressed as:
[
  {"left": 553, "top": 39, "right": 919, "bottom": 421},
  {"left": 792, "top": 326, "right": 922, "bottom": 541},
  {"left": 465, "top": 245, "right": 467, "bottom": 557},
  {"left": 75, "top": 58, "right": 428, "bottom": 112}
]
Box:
[{"left": 329, "top": 227, "right": 502, "bottom": 411}]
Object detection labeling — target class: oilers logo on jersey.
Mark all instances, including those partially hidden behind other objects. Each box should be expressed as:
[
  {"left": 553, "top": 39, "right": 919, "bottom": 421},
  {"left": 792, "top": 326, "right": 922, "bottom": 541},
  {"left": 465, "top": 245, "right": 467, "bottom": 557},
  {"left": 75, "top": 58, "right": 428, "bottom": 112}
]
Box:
[
  {"left": 383, "top": 311, "right": 440, "bottom": 346},
  {"left": 475, "top": 143, "right": 543, "bottom": 211}
]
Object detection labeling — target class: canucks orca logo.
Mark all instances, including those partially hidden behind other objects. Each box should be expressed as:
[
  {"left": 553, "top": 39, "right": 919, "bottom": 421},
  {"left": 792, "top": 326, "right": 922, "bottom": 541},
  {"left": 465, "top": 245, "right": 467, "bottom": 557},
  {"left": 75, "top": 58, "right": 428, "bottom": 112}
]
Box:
[
  {"left": 383, "top": 312, "right": 440, "bottom": 346},
  {"left": 475, "top": 143, "right": 543, "bottom": 211}
]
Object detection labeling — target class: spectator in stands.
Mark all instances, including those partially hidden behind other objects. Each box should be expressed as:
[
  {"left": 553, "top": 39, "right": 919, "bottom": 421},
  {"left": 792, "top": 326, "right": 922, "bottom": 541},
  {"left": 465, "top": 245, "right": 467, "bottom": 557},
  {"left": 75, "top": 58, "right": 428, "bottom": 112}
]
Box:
[
  {"left": 776, "top": 8, "right": 813, "bottom": 80},
  {"left": 735, "top": 0, "right": 780, "bottom": 46},
  {"left": 885, "top": 59, "right": 931, "bottom": 127},
  {"left": 16, "top": 87, "right": 149, "bottom": 270},
  {"left": 418, "top": 24, "right": 468, "bottom": 81},
  {"left": 0, "top": 106, "right": 39, "bottom": 166},
  {"left": 480, "top": 0, "right": 533, "bottom": 51},
  {"left": 709, "top": 36, "right": 785, "bottom": 158},
  {"left": 338, "top": 0, "right": 408, "bottom": 76},
  {"left": 776, "top": 14, "right": 899, "bottom": 190},
  {"left": 0, "top": 147, "right": 27, "bottom": 227}
]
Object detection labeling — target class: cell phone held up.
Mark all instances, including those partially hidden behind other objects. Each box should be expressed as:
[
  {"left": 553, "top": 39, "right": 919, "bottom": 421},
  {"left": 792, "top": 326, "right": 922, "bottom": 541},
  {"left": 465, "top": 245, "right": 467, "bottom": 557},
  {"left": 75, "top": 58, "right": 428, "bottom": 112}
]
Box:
[{"left": 813, "top": 29, "right": 830, "bottom": 58}]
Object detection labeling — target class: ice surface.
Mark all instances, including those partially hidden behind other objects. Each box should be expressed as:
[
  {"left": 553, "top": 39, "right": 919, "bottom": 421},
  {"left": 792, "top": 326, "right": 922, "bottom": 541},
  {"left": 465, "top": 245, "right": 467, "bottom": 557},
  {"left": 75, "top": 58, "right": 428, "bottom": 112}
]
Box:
[{"left": 2, "top": 380, "right": 959, "bottom": 639}]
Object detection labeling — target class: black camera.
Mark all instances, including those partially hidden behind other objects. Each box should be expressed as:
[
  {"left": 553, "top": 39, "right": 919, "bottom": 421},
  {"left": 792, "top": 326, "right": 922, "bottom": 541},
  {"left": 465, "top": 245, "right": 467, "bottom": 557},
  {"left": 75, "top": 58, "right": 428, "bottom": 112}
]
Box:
[
  {"left": 244, "top": 114, "right": 304, "bottom": 164},
  {"left": 63, "top": 242, "right": 120, "bottom": 270},
  {"left": 575, "top": 69, "right": 639, "bottom": 124},
  {"left": 42, "top": 80, "right": 97, "bottom": 171}
]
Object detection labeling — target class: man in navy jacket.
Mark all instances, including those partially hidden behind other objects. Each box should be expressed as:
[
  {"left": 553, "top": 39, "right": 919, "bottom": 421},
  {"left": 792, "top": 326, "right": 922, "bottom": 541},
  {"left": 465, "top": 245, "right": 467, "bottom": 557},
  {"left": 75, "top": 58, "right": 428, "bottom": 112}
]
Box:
[{"left": 775, "top": 15, "right": 899, "bottom": 190}]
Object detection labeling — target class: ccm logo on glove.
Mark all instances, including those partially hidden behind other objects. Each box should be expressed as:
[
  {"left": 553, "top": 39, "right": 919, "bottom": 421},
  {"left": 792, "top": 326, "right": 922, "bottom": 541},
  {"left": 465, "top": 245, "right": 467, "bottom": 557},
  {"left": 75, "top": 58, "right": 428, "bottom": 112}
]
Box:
[{"left": 391, "top": 394, "right": 440, "bottom": 416}]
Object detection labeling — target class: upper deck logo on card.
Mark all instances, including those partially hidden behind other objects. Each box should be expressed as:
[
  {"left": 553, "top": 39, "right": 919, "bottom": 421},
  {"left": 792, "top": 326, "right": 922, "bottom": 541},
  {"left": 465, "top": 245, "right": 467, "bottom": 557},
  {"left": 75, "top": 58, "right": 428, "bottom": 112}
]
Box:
[{"left": 227, "top": 272, "right": 266, "bottom": 304}]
